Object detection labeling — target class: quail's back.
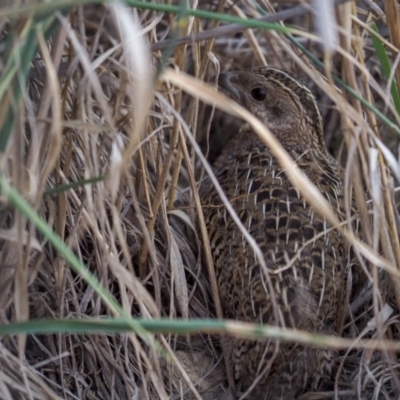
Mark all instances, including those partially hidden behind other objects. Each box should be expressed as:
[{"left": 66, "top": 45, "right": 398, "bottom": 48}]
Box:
[{"left": 200, "top": 67, "right": 350, "bottom": 399}]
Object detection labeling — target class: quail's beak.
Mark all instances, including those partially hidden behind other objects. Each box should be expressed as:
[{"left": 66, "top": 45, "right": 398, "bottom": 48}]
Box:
[{"left": 218, "top": 72, "right": 241, "bottom": 101}]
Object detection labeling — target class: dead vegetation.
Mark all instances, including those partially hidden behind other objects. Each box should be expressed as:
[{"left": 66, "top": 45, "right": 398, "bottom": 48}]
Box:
[{"left": 1, "top": 1, "right": 400, "bottom": 399}]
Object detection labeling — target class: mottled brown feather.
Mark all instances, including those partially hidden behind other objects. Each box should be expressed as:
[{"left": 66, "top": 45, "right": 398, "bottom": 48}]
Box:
[{"left": 200, "top": 67, "right": 353, "bottom": 399}]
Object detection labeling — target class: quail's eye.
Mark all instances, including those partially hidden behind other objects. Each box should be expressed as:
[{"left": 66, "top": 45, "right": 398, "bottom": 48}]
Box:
[{"left": 250, "top": 87, "right": 267, "bottom": 101}]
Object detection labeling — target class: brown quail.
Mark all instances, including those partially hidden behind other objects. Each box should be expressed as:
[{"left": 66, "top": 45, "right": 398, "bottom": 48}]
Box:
[{"left": 200, "top": 67, "right": 351, "bottom": 399}]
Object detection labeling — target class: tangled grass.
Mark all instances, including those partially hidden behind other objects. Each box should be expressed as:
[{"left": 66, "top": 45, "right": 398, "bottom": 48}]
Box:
[{"left": 1, "top": 1, "right": 400, "bottom": 399}]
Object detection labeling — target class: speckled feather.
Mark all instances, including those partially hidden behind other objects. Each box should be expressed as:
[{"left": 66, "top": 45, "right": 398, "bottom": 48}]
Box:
[{"left": 200, "top": 67, "right": 353, "bottom": 399}]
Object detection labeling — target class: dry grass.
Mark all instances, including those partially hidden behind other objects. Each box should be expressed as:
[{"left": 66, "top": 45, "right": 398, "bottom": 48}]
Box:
[{"left": 1, "top": 1, "right": 400, "bottom": 399}]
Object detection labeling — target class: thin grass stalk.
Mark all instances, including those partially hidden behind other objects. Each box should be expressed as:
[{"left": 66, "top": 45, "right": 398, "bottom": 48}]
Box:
[
  {"left": 340, "top": 4, "right": 374, "bottom": 259},
  {"left": 14, "top": 109, "right": 28, "bottom": 361},
  {"left": 197, "top": 0, "right": 228, "bottom": 81},
  {"left": 231, "top": 3, "right": 267, "bottom": 66},
  {"left": 167, "top": 43, "right": 186, "bottom": 210},
  {"left": 31, "top": 24, "right": 66, "bottom": 179},
  {"left": 138, "top": 145, "right": 154, "bottom": 218},
  {"left": 184, "top": 0, "right": 225, "bottom": 215},
  {"left": 137, "top": 67, "right": 189, "bottom": 290},
  {"left": 35, "top": 32, "right": 63, "bottom": 207},
  {"left": 138, "top": 99, "right": 180, "bottom": 279},
  {"left": 168, "top": 147, "right": 183, "bottom": 210}
]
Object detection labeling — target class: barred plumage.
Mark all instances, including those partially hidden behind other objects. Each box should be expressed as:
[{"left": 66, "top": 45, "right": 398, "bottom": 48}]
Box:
[{"left": 200, "top": 67, "right": 352, "bottom": 399}]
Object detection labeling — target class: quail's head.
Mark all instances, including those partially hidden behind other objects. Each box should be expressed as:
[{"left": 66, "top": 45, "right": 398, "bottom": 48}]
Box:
[{"left": 218, "top": 67, "right": 324, "bottom": 148}]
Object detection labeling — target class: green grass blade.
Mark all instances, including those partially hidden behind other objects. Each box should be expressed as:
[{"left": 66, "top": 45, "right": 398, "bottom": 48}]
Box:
[
  {"left": 43, "top": 175, "right": 107, "bottom": 196},
  {"left": 371, "top": 22, "right": 400, "bottom": 117},
  {"left": 1, "top": 0, "right": 291, "bottom": 33}
]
